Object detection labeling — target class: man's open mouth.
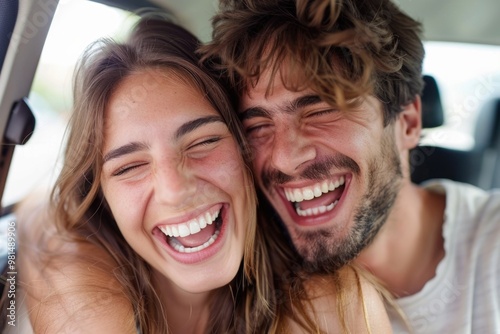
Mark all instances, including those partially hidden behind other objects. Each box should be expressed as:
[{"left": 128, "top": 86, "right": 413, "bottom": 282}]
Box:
[
  {"left": 283, "top": 176, "right": 345, "bottom": 217},
  {"left": 157, "top": 205, "right": 224, "bottom": 253}
]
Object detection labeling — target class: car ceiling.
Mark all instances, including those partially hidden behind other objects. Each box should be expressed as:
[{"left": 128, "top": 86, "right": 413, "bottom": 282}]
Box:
[{"left": 94, "top": 0, "right": 500, "bottom": 46}]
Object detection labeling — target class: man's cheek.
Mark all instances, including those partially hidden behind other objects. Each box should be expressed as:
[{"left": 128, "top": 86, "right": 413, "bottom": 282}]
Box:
[
  {"left": 249, "top": 146, "right": 266, "bottom": 168},
  {"left": 254, "top": 162, "right": 266, "bottom": 184}
]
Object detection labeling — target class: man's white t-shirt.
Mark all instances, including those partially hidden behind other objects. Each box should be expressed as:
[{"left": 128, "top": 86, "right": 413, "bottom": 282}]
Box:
[{"left": 390, "top": 179, "right": 500, "bottom": 333}]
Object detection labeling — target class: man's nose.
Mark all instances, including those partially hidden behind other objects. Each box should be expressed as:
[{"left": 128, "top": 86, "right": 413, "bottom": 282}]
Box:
[{"left": 270, "top": 125, "right": 316, "bottom": 176}]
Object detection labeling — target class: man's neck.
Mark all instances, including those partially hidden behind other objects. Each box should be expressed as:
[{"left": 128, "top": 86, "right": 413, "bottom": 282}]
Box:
[{"left": 355, "top": 181, "right": 446, "bottom": 297}]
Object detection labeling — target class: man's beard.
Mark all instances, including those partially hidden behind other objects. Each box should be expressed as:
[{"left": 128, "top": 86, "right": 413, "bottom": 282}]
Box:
[{"left": 262, "top": 132, "right": 403, "bottom": 274}]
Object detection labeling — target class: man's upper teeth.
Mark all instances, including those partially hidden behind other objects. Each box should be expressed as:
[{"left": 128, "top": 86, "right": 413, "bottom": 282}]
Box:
[
  {"left": 159, "top": 209, "right": 220, "bottom": 238},
  {"left": 284, "top": 176, "right": 345, "bottom": 202}
]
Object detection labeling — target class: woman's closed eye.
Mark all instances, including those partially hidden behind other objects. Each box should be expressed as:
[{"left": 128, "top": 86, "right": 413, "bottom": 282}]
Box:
[
  {"left": 112, "top": 162, "right": 148, "bottom": 177},
  {"left": 189, "top": 136, "right": 222, "bottom": 148},
  {"left": 186, "top": 136, "right": 223, "bottom": 158}
]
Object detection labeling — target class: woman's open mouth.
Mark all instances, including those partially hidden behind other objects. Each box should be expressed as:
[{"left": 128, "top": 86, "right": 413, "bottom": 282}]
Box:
[{"left": 154, "top": 204, "right": 226, "bottom": 260}]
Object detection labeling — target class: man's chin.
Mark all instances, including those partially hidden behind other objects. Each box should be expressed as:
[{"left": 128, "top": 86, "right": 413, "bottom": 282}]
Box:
[
  {"left": 299, "top": 249, "right": 349, "bottom": 274},
  {"left": 291, "top": 224, "right": 368, "bottom": 274}
]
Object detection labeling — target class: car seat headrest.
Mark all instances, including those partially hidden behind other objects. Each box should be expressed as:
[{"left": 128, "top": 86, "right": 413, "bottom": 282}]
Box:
[
  {"left": 421, "top": 75, "right": 445, "bottom": 128},
  {"left": 475, "top": 97, "right": 500, "bottom": 149}
]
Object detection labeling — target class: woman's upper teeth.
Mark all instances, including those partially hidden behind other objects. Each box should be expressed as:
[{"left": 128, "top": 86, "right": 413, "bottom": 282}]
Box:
[
  {"left": 284, "top": 176, "right": 345, "bottom": 202},
  {"left": 159, "top": 208, "right": 220, "bottom": 238}
]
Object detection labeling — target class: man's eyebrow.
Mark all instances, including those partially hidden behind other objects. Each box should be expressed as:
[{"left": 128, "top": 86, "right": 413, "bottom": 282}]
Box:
[
  {"left": 287, "top": 95, "right": 323, "bottom": 112},
  {"left": 239, "top": 107, "right": 270, "bottom": 122},
  {"left": 240, "top": 94, "right": 323, "bottom": 121},
  {"left": 174, "top": 115, "right": 224, "bottom": 140},
  {"left": 103, "top": 142, "right": 149, "bottom": 163}
]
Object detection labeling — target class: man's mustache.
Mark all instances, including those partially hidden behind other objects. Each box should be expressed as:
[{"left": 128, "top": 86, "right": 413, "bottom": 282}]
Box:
[{"left": 261, "top": 154, "right": 360, "bottom": 189}]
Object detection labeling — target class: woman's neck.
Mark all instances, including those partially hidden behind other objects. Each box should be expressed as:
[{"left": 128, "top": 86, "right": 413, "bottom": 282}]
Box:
[{"left": 152, "top": 271, "right": 212, "bottom": 334}]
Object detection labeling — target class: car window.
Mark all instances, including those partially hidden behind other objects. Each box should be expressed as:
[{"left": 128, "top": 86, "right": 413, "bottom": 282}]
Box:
[
  {"left": 2, "top": 0, "right": 138, "bottom": 207},
  {"left": 421, "top": 41, "right": 500, "bottom": 150}
]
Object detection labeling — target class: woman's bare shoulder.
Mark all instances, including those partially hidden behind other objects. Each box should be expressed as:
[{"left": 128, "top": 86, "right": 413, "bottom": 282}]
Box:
[
  {"left": 16, "top": 198, "right": 137, "bottom": 333},
  {"left": 344, "top": 266, "right": 393, "bottom": 334},
  {"left": 288, "top": 266, "right": 392, "bottom": 333}
]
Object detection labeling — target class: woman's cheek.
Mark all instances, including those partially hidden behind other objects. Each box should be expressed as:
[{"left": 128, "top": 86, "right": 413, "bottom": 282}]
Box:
[{"left": 104, "top": 182, "right": 147, "bottom": 229}]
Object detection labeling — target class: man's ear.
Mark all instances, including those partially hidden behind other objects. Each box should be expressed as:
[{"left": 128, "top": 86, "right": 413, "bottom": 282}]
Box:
[{"left": 396, "top": 95, "right": 422, "bottom": 150}]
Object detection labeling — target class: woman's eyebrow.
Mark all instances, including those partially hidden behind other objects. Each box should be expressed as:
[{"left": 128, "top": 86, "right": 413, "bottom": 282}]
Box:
[
  {"left": 103, "top": 115, "right": 224, "bottom": 164},
  {"left": 174, "top": 115, "right": 224, "bottom": 140},
  {"left": 103, "top": 142, "right": 149, "bottom": 163}
]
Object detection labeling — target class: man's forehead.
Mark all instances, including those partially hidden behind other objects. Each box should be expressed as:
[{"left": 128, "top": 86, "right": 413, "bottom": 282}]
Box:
[
  {"left": 239, "top": 55, "right": 311, "bottom": 96},
  {"left": 238, "top": 86, "right": 324, "bottom": 119},
  {"left": 240, "top": 71, "right": 312, "bottom": 104}
]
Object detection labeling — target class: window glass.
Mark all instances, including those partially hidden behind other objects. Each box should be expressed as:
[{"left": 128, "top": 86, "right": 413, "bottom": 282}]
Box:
[
  {"left": 421, "top": 42, "right": 500, "bottom": 150},
  {"left": 3, "top": 0, "right": 138, "bottom": 206}
]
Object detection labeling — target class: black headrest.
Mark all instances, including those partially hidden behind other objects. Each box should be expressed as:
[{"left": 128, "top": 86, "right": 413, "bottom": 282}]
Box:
[
  {"left": 421, "top": 75, "right": 445, "bottom": 128},
  {"left": 475, "top": 97, "right": 500, "bottom": 149}
]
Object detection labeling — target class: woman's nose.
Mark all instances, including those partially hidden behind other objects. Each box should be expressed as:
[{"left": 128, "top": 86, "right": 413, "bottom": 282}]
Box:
[{"left": 153, "top": 161, "right": 197, "bottom": 208}]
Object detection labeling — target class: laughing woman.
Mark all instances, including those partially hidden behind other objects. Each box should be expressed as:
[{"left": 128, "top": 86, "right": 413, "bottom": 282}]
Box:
[{"left": 15, "top": 16, "right": 391, "bottom": 333}]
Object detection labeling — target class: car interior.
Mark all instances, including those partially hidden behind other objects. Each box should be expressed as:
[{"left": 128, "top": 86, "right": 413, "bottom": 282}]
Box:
[
  {"left": 412, "top": 75, "right": 500, "bottom": 189},
  {"left": 0, "top": 0, "right": 499, "bottom": 331}
]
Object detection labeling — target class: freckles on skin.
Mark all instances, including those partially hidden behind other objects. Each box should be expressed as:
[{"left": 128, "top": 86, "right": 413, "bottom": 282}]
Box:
[
  {"left": 197, "top": 140, "right": 246, "bottom": 196},
  {"left": 100, "top": 167, "right": 151, "bottom": 233},
  {"left": 95, "top": 70, "right": 252, "bottom": 297},
  {"left": 110, "top": 71, "right": 165, "bottom": 120},
  {"left": 216, "top": 139, "right": 249, "bottom": 178}
]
